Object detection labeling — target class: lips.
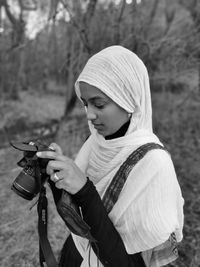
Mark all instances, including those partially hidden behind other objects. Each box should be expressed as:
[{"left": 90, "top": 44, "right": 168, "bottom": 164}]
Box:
[{"left": 93, "top": 123, "right": 103, "bottom": 129}]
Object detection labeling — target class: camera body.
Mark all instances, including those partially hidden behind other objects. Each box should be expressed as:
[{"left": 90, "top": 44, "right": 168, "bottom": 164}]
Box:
[{"left": 11, "top": 141, "right": 52, "bottom": 200}]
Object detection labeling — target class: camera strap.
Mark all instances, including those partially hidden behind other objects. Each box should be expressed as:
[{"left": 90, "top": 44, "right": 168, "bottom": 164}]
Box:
[{"left": 37, "top": 186, "right": 58, "bottom": 267}]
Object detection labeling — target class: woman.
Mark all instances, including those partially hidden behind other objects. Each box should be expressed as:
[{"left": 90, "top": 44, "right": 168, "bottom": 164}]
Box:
[{"left": 37, "top": 46, "right": 184, "bottom": 267}]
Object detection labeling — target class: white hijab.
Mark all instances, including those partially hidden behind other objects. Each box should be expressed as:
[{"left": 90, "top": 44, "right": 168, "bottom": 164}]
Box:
[{"left": 72, "top": 46, "right": 184, "bottom": 267}]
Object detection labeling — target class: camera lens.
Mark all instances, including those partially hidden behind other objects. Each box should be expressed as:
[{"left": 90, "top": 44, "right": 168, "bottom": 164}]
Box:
[{"left": 11, "top": 169, "right": 39, "bottom": 200}]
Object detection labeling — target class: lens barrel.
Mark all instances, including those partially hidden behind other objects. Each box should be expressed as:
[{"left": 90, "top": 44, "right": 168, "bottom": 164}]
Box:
[{"left": 11, "top": 169, "right": 38, "bottom": 200}]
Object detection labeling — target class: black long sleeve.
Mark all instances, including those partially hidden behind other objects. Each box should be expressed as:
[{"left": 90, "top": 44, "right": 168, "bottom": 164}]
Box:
[
  {"left": 48, "top": 179, "right": 63, "bottom": 205},
  {"left": 72, "top": 179, "right": 146, "bottom": 267}
]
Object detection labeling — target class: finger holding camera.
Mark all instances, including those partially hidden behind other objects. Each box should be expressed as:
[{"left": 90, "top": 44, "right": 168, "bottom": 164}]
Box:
[
  {"left": 37, "top": 150, "right": 87, "bottom": 194},
  {"left": 48, "top": 142, "right": 63, "bottom": 155},
  {"left": 37, "top": 149, "right": 65, "bottom": 175},
  {"left": 50, "top": 158, "right": 87, "bottom": 194}
]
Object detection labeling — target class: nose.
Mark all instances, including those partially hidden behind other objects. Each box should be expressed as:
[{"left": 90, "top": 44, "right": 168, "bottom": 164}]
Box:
[{"left": 86, "top": 105, "right": 97, "bottom": 121}]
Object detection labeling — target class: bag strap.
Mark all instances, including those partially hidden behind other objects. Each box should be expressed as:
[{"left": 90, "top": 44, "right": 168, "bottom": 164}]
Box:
[{"left": 102, "top": 142, "right": 167, "bottom": 213}]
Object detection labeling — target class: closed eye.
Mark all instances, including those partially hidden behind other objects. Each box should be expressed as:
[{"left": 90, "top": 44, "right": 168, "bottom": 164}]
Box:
[
  {"left": 94, "top": 103, "right": 105, "bottom": 109},
  {"left": 80, "top": 97, "right": 108, "bottom": 109}
]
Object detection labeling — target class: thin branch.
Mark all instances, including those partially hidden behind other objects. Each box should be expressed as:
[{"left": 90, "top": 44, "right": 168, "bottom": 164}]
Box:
[
  {"left": 143, "top": 0, "right": 159, "bottom": 37},
  {"left": 83, "top": 0, "right": 97, "bottom": 25},
  {"left": 60, "top": 0, "right": 92, "bottom": 54},
  {"left": 147, "top": 0, "right": 159, "bottom": 27},
  {"left": 3, "top": 0, "right": 18, "bottom": 26},
  {"left": 18, "top": 0, "right": 37, "bottom": 11},
  {"left": 113, "top": 0, "right": 126, "bottom": 43},
  {"left": 48, "top": 0, "right": 60, "bottom": 20}
]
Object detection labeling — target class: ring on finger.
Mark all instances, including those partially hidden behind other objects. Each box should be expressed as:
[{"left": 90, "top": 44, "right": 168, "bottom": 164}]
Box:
[{"left": 53, "top": 173, "right": 60, "bottom": 182}]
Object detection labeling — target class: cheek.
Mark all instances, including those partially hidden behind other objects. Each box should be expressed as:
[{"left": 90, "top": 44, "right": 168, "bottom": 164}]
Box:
[{"left": 103, "top": 108, "right": 128, "bottom": 129}]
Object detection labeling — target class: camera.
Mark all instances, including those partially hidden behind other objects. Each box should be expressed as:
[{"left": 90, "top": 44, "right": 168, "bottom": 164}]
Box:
[
  {"left": 11, "top": 140, "right": 52, "bottom": 200},
  {"left": 11, "top": 140, "right": 95, "bottom": 241}
]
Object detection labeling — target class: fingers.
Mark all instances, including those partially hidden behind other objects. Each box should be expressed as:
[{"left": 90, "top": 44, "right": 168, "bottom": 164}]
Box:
[
  {"left": 36, "top": 142, "right": 63, "bottom": 158},
  {"left": 46, "top": 158, "right": 69, "bottom": 175},
  {"left": 47, "top": 165, "right": 54, "bottom": 176},
  {"left": 48, "top": 164, "right": 87, "bottom": 194},
  {"left": 50, "top": 171, "right": 67, "bottom": 190},
  {"left": 47, "top": 159, "right": 68, "bottom": 171},
  {"left": 49, "top": 143, "right": 63, "bottom": 155},
  {"left": 46, "top": 157, "right": 73, "bottom": 175},
  {"left": 52, "top": 170, "right": 72, "bottom": 190},
  {"left": 36, "top": 147, "right": 73, "bottom": 177},
  {"left": 50, "top": 172, "right": 64, "bottom": 183},
  {"left": 36, "top": 151, "right": 65, "bottom": 160},
  {"left": 54, "top": 180, "right": 63, "bottom": 189}
]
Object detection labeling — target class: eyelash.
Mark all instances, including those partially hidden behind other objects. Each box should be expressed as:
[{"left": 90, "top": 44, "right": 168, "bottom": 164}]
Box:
[
  {"left": 83, "top": 103, "right": 105, "bottom": 109},
  {"left": 94, "top": 104, "right": 105, "bottom": 109}
]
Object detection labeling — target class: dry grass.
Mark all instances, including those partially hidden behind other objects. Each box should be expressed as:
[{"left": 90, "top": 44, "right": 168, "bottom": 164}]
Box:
[
  {"left": 0, "top": 83, "right": 200, "bottom": 266},
  {"left": 0, "top": 90, "right": 68, "bottom": 266},
  {"left": 0, "top": 90, "right": 66, "bottom": 129}
]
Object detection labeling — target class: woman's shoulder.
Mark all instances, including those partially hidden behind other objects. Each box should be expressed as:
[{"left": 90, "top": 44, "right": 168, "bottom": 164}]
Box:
[{"left": 140, "top": 145, "right": 174, "bottom": 169}]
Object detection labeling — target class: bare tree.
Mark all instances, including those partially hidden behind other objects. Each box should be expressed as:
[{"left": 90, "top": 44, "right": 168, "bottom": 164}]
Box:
[
  {"left": 113, "top": 0, "right": 126, "bottom": 44},
  {"left": 179, "top": 0, "right": 200, "bottom": 92},
  {"left": 0, "top": 0, "right": 38, "bottom": 99},
  {"left": 48, "top": 0, "right": 98, "bottom": 119}
]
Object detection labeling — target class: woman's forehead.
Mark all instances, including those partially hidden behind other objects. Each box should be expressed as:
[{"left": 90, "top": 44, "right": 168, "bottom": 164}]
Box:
[{"left": 79, "top": 82, "right": 109, "bottom": 100}]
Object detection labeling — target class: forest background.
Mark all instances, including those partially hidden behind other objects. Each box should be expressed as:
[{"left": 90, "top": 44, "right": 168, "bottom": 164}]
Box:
[{"left": 0, "top": 0, "right": 200, "bottom": 266}]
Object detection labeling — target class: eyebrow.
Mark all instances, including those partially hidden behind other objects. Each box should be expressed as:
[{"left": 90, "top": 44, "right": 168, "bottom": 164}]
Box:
[{"left": 80, "top": 96, "right": 106, "bottom": 102}]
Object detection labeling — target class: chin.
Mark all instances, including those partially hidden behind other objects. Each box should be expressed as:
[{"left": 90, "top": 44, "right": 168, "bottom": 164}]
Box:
[
  {"left": 96, "top": 128, "right": 107, "bottom": 136},
  {"left": 97, "top": 130, "right": 106, "bottom": 136}
]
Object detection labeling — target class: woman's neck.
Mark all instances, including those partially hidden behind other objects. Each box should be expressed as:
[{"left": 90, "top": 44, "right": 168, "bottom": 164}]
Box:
[{"left": 105, "top": 119, "right": 131, "bottom": 140}]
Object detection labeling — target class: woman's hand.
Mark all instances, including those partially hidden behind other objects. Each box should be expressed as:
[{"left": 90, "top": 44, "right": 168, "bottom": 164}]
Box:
[{"left": 36, "top": 143, "right": 87, "bottom": 194}]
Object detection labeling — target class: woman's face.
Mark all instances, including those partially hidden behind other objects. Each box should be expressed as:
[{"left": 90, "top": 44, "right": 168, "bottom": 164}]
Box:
[{"left": 79, "top": 82, "right": 129, "bottom": 137}]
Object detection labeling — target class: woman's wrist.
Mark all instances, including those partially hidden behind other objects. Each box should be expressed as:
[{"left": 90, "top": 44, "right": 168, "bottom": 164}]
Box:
[{"left": 72, "top": 177, "right": 94, "bottom": 203}]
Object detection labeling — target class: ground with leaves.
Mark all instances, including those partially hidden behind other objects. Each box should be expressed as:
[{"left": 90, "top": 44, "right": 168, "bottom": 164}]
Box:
[{"left": 0, "top": 84, "right": 200, "bottom": 266}]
